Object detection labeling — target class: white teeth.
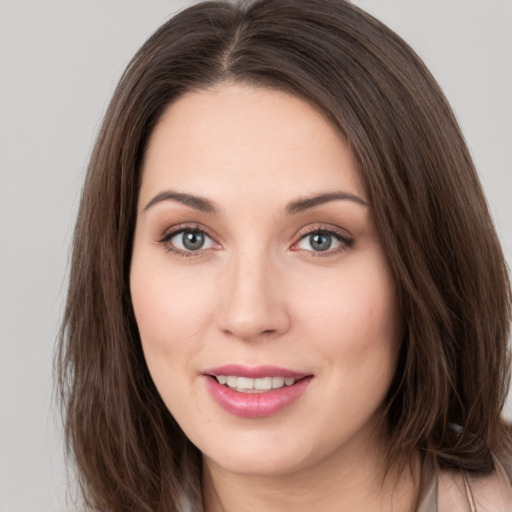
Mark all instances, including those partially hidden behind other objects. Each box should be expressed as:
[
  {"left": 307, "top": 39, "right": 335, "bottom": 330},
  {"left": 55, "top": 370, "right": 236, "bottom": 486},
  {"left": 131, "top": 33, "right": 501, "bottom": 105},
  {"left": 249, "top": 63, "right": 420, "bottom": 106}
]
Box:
[
  {"left": 215, "top": 375, "right": 297, "bottom": 392},
  {"left": 254, "top": 377, "right": 272, "bottom": 390},
  {"left": 237, "top": 377, "right": 254, "bottom": 390},
  {"left": 272, "top": 376, "right": 285, "bottom": 388}
]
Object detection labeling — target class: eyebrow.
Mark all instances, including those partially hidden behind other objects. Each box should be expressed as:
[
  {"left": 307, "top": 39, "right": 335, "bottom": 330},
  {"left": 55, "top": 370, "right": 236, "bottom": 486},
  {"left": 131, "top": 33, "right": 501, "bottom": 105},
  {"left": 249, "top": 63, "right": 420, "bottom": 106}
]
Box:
[
  {"left": 285, "top": 191, "right": 368, "bottom": 214},
  {"left": 143, "top": 189, "right": 367, "bottom": 214},
  {"left": 144, "top": 190, "right": 220, "bottom": 214}
]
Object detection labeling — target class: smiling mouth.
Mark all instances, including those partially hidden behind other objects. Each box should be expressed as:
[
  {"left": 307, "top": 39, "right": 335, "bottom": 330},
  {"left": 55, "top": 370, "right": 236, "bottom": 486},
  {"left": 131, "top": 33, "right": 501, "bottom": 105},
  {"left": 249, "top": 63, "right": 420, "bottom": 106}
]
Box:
[
  {"left": 204, "top": 368, "right": 313, "bottom": 417},
  {"left": 211, "top": 375, "right": 300, "bottom": 393}
]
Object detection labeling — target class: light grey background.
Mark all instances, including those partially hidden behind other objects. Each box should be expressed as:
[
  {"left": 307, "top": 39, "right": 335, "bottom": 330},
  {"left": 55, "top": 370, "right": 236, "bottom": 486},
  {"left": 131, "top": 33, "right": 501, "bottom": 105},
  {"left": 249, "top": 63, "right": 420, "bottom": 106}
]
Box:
[{"left": 0, "top": 1, "right": 510, "bottom": 510}]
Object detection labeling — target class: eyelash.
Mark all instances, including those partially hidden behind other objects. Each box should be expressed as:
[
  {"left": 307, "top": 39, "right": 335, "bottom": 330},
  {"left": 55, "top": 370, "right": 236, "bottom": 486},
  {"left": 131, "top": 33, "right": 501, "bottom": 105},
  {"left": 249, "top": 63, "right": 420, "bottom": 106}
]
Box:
[
  {"left": 157, "top": 224, "right": 354, "bottom": 258},
  {"left": 293, "top": 226, "right": 354, "bottom": 257},
  {"left": 157, "top": 223, "right": 215, "bottom": 258}
]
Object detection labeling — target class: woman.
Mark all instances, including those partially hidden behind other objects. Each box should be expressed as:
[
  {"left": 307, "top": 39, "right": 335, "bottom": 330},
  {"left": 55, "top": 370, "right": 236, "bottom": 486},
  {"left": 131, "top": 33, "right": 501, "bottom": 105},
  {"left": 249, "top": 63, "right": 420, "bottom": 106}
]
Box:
[{"left": 57, "top": 0, "right": 512, "bottom": 510}]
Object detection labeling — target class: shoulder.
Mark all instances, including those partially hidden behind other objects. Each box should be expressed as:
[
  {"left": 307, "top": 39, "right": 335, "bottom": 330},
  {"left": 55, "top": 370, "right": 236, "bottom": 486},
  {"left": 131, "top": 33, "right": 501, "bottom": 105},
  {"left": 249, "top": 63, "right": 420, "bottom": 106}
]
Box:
[{"left": 438, "top": 454, "right": 512, "bottom": 512}]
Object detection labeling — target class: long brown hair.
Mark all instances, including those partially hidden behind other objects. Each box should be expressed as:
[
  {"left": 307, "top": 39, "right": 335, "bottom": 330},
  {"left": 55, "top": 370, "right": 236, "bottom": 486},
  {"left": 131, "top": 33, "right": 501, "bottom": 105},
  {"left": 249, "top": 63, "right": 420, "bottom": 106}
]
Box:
[{"left": 57, "top": 0, "right": 512, "bottom": 510}]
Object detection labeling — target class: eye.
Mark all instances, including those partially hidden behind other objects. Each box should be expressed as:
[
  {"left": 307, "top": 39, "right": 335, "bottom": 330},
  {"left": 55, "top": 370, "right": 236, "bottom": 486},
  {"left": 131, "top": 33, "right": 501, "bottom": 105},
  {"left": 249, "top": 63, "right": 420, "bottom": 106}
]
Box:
[
  {"left": 172, "top": 229, "right": 210, "bottom": 251},
  {"left": 159, "top": 227, "right": 218, "bottom": 255},
  {"left": 301, "top": 232, "right": 335, "bottom": 252},
  {"left": 293, "top": 228, "right": 353, "bottom": 255}
]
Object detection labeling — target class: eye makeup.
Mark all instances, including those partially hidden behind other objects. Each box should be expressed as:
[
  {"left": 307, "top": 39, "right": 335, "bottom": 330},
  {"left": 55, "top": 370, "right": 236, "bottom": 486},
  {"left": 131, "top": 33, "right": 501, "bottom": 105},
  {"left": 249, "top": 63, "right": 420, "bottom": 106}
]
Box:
[
  {"left": 155, "top": 220, "right": 355, "bottom": 259},
  {"left": 156, "top": 223, "right": 220, "bottom": 258},
  {"left": 292, "top": 225, "right": 354, "bottom": 257}
]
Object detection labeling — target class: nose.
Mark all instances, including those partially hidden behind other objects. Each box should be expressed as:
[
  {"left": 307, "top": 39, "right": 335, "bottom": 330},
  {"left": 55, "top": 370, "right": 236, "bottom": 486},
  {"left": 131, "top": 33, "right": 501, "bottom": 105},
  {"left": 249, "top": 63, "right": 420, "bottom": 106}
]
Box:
[{"left": 216, "top": 251, "right": 290, "bottom": 341}]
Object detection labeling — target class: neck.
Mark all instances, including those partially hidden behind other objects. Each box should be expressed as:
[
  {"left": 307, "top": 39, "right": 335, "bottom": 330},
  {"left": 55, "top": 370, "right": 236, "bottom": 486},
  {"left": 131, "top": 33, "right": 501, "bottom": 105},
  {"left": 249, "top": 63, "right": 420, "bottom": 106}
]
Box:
[{"left": 202, "top": 432, "right": 421, "bottom": 512}]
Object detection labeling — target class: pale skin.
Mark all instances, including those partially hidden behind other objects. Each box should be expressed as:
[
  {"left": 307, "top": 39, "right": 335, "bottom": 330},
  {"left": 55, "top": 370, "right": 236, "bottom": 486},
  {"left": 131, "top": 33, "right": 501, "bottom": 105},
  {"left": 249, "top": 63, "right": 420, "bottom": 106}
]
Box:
[{"left": 130, "top": 83, "right": 421, "bottom": 511}]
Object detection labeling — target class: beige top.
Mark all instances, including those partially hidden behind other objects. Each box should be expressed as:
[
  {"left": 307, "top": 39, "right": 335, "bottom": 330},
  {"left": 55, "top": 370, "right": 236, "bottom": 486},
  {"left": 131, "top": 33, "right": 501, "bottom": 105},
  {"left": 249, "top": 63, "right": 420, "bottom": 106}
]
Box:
[{"left": 418, "top": 455, "right": 512, "bottom": 512}]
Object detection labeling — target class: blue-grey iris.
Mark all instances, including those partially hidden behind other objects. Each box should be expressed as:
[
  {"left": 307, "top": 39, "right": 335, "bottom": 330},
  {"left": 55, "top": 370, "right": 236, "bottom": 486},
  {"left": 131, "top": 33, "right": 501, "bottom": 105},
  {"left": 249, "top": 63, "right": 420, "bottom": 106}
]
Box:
[
  {"left": 310, "top": 233, "right": 331, "bottom": 251},
  {"left": 183, "top": 230, "right": 205, "bottom": 250}
]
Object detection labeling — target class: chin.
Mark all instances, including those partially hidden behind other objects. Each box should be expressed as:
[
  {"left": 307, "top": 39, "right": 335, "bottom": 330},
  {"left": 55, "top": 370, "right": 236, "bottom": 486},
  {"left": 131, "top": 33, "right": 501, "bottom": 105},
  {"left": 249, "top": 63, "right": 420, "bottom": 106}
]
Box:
[
  {"left": 199, "top": 429, "right": 325, "bottom": 479},
  {"left": 205, "top": 450, "right": 305, "bottom": 478}
]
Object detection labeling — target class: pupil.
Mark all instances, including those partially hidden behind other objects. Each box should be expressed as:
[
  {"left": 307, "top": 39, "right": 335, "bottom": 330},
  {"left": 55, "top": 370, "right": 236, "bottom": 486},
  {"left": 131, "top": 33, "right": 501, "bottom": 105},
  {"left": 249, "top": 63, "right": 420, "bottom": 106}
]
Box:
[
  {"left": 310, "top": 233, "right": 331, "bottom": 251},
  {"left": 183, "top": 230, "right": 204, "bottom": 250}
]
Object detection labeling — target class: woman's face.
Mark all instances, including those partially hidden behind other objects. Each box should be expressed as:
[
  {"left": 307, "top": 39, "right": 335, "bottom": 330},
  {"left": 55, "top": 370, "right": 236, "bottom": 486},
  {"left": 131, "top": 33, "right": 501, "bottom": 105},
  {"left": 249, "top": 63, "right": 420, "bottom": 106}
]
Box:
[{"left": 130, "top": 83, "right": 402, "bottom": 477}]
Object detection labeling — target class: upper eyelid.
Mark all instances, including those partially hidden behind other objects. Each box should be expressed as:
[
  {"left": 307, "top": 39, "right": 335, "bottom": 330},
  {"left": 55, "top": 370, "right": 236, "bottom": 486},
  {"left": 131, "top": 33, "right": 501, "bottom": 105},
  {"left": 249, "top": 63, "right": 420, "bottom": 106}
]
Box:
[
  {"left": 295, "top": 224, "right": 353, "bottom": 242},
  {"left": 157, "top": 223, "right": 215, "bottom": 242},
  {"left": 292, "top": 224, "right": 355, "bottom": 253},
  {"left": 157, "top": 225, "right": 219, "bottom": 257}
]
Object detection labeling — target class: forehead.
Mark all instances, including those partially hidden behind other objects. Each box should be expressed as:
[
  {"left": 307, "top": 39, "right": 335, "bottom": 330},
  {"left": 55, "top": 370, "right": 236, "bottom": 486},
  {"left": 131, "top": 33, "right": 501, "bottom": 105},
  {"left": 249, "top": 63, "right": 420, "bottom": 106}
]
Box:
[{"left": 139, "top": 83, "right": 365, "bottom": 206}]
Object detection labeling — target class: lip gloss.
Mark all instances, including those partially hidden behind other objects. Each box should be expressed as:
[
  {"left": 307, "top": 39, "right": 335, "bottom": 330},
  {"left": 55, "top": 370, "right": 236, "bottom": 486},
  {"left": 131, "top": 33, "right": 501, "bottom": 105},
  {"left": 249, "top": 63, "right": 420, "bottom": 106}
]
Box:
[{"left": 203, "top": 365, "right": 312, "bottom": 418}]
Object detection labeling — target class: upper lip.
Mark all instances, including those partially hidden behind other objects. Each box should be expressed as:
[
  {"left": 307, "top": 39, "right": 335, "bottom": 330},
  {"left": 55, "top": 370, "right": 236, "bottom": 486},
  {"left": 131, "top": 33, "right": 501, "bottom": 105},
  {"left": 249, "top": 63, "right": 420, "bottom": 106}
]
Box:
[{"left": 203, "top": 364, "right": 310, "bottom": 379}]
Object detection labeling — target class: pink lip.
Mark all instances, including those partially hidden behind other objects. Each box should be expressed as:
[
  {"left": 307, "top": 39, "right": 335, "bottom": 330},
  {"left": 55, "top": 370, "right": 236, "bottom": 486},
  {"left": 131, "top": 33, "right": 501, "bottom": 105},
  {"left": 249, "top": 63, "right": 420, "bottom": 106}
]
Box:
[
  {"left": 203, "top": 364, "right": 308, "bottom": 379},
  {"left": 202, "top": 365, "right": 313, "bottom": 418}
]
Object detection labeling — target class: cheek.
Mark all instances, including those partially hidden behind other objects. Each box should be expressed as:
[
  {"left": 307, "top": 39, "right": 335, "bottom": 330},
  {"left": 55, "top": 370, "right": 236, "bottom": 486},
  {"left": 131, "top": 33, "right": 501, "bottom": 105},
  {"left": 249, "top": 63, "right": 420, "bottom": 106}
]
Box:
[
  {"left": 129, "top": 249, "right": 218, "bottom": 396},
  {"left": 130, "top": 247, "right": 215, "bottom": 343},
  {"left": 294, "top": 258, "right": 399, "bottom": 348},
  {"left": 129, "top": 262, "right": 215, "bottom": 425},
  {"left": 291, "top": 253, "right": 401, "bottom": 397}
]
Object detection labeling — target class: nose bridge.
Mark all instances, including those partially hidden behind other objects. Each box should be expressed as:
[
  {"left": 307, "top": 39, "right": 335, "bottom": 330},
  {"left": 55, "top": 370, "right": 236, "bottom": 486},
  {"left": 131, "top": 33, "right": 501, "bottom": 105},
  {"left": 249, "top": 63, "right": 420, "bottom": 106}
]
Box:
[{"left": 217, "top": 246, "right": 289, "bottom": 340}]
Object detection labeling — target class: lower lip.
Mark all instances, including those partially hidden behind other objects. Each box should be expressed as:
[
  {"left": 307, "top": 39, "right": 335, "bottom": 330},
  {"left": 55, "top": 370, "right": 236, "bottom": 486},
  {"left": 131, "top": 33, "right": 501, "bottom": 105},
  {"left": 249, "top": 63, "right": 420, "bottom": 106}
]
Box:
[{"left": 204, "top": 376, "right": 312, "bottom": 418}]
